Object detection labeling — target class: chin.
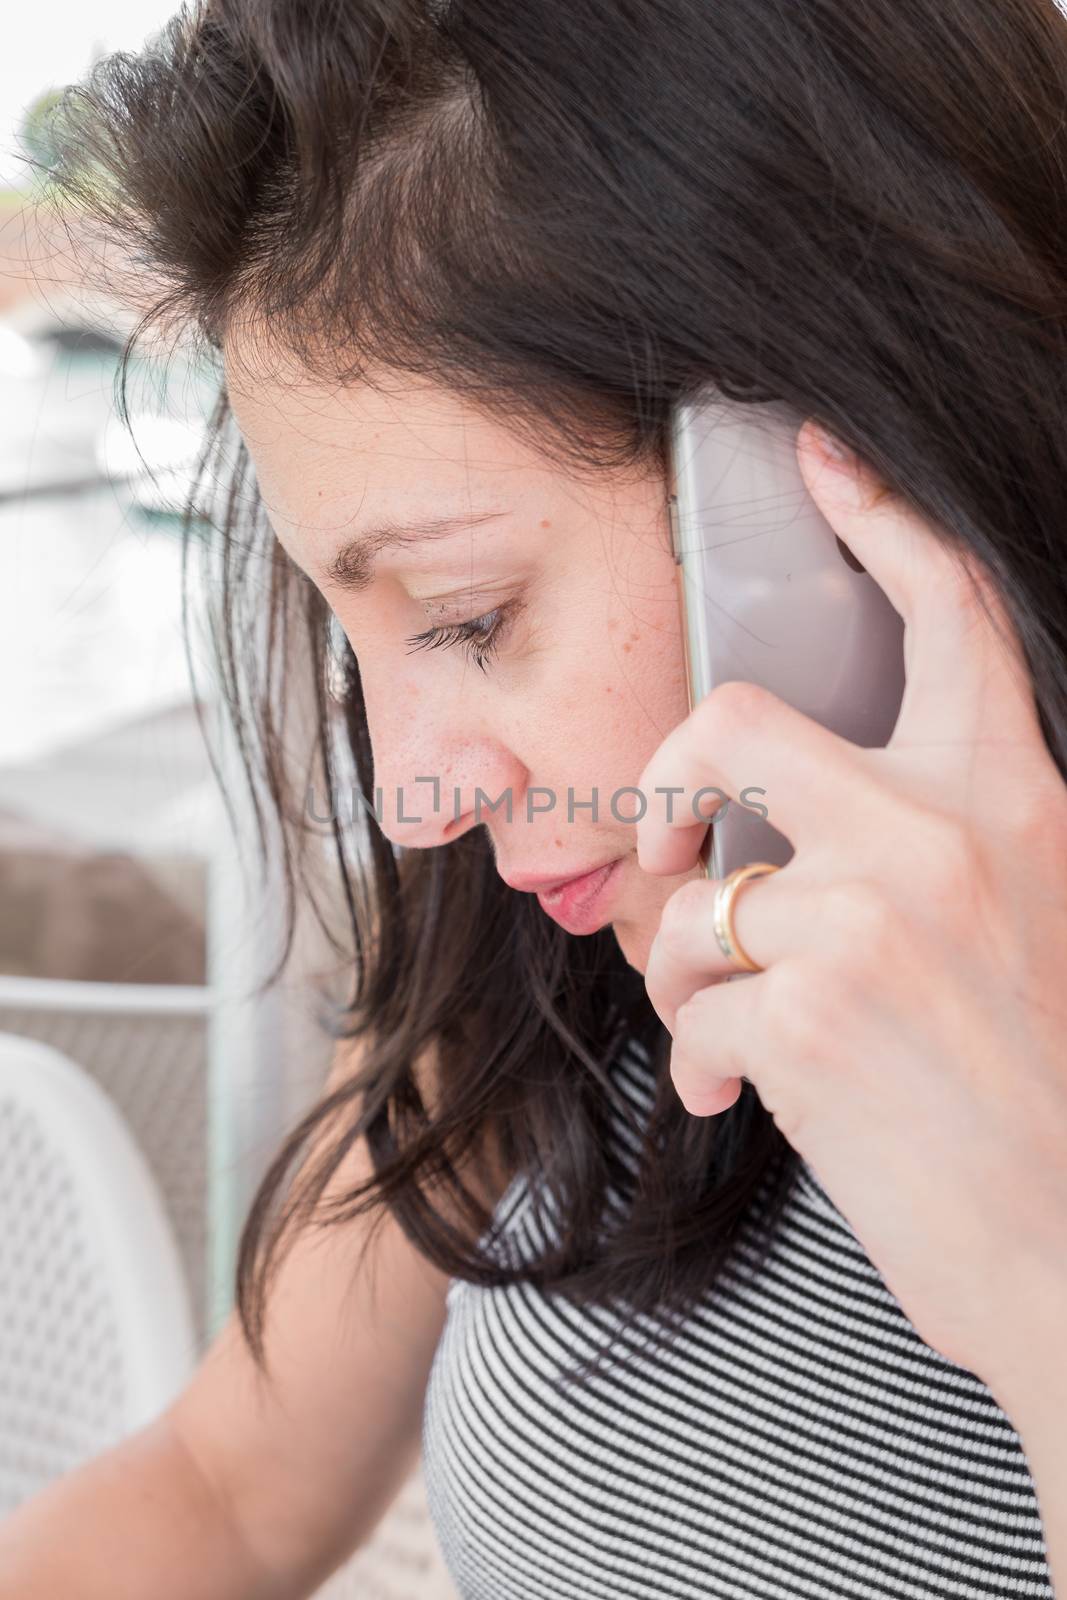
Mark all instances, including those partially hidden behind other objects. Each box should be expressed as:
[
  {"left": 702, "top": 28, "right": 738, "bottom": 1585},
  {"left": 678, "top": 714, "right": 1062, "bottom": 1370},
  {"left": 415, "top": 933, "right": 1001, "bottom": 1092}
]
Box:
[{"left": 610, "top": 918, "right": 652, "bottom": 976}]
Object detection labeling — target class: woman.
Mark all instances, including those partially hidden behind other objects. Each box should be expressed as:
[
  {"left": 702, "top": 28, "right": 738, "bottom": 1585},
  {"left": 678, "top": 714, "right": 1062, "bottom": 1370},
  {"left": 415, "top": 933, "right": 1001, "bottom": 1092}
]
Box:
[{"left": 7, "top": 0, "right": 1067, "bottom": 1595}]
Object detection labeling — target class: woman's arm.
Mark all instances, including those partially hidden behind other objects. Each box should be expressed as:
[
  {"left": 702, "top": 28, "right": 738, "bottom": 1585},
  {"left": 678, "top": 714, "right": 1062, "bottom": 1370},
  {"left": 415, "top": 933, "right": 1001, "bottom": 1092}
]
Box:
[{"left": 0, "top": 1410, "right": 291, "bottom": 1600}]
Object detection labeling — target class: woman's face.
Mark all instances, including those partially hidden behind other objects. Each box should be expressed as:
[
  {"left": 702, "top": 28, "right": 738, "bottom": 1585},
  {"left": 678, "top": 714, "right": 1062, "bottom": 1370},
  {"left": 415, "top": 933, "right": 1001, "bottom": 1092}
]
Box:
[{"left": 225, "top": 347, "right": 703, "bottom": 973}]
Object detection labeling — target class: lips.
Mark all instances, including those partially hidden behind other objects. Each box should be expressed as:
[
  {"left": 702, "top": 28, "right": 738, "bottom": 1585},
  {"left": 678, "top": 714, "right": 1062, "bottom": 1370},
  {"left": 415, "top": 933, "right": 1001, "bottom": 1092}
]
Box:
[
  {"left": 501, "top": 859, "right": 623, "bottom": 894},
  {"left": 524, "top": 859, "right": 624, "bottom": 935}
]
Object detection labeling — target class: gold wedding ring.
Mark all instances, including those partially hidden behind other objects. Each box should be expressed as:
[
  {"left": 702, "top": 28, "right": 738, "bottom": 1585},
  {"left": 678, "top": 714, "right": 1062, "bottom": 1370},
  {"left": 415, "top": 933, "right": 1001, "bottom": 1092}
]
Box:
[{"left": 712, "top": 862, "right": 781, "bottom": 973}]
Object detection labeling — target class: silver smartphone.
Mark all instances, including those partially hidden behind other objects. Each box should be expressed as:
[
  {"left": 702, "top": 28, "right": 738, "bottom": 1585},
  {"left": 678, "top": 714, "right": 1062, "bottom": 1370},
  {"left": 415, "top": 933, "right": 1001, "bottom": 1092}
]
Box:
[{"left": 667, "top": 389, "right": 907, "bottom": 883}]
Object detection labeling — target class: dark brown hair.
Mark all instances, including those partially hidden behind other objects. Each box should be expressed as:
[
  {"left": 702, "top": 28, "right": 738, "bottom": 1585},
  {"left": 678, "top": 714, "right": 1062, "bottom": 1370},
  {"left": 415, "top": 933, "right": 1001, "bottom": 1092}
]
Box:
[{"left": 46, "top": 0, "right": 1067, "bottom": 1374}]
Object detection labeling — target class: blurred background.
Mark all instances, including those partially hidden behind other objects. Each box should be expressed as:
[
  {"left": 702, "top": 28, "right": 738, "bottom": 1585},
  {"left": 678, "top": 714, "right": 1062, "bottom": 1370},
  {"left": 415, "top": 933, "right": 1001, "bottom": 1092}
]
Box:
[{"left": 0, "top": 7, "right": 455, "bottom": 1595}]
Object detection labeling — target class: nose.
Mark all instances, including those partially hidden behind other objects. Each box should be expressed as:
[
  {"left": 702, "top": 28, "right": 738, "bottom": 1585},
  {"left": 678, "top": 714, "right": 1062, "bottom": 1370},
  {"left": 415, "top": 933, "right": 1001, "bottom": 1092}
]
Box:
[
  {"left": 373, "top": 747, "right": 529, "bottom": 848},
  {"left": 362, "top": 691, "right": 528, "bottom": 851}
]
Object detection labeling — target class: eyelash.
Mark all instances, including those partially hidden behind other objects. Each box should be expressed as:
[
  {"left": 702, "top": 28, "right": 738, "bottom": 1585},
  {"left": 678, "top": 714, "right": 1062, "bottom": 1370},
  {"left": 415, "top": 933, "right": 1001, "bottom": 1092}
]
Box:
[{"left": 403, "top": 600, "right": 518, "bottom": 673}]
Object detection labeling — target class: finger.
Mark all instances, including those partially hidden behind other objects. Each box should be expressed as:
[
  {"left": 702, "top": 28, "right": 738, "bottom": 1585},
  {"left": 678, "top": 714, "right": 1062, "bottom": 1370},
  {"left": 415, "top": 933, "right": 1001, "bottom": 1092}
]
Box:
[
  {"left": 796, "top": 422, "right": 1045, "bottom": 781},
  {"left": 669, "top": 983, "right": 753, "bottom": 1116},
  {"left": 636, "top": 679, "right": 872, "bottom": 877},
  {"left": 644, "top": 870, "right": 794, "bottom": 1033},
  {"left": 669, "top": 1047, "right": 745, "bottom": 1116}
]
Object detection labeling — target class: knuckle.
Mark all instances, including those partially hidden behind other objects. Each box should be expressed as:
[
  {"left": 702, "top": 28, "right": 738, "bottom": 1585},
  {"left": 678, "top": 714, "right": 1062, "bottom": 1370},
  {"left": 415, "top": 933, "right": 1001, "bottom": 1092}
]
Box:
[
  {"left": 910, "top": 809, "right": 980, "bottom": 903},
  {"left": 821, "top": 878, "right": 902, "bottom": 968},
  {"left": 695, "top": 679, "right": 773, "bottom": 743},
  {"left": 673, "top": 987, "right": 719, "bottom": 1052},
  {"left": 657, "top": 880, "right": 711, "bottom": 958},
  {"left": 759, "top": 959, "right": 842, "bottom": 1059}
]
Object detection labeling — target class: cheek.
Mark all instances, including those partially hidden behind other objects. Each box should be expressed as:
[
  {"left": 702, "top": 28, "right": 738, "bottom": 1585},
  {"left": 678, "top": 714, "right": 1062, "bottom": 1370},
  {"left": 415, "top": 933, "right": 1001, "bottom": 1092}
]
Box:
[
  {"left": 600, "top": 591, "right": 691, "bottom": 750},
  {"left": 542, "top": 642, "right": 688, "bottom": 815},
  {"left": 545, "top": 585, "right": 689, "bottom": 770}
]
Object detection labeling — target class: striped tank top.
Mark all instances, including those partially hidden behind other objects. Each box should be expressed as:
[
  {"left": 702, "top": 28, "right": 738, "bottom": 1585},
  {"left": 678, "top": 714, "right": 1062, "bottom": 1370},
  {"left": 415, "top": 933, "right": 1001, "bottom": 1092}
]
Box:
[{"left": 421, "top": 1035, "right": 1052, "bottom": 1598}]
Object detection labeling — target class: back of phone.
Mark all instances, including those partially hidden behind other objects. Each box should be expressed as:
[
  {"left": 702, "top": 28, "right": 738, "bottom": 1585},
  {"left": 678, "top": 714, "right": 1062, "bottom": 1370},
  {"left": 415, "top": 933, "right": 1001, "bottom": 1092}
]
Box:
[{"left": 667, "top": 389, "right": 907, "bottom": 882}]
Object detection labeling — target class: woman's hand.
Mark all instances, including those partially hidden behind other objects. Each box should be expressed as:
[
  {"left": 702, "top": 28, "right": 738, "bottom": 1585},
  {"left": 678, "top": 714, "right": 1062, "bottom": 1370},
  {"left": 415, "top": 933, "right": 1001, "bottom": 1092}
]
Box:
[{"left": 636, "top": 419, "right": 1067, "bottom": 1397}]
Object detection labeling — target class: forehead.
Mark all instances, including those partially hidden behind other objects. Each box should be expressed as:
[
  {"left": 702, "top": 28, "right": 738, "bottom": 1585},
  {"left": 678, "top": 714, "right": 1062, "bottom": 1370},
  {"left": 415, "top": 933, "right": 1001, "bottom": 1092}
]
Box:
[
  {"left": 223, "top": 336, "right": 550, "bottom": 510},
  {"left": 220, "top": 331, "right": 667, "bottom": 554}
]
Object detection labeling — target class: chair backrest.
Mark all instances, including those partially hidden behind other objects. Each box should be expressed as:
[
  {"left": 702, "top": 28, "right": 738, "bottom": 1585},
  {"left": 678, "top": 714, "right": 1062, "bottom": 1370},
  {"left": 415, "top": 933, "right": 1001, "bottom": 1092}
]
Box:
[
  {"left": 0, "top": 975, "right": 211, "bottom": 1345},
  {"left": 0, "top": 1032, "right": 196, "bottom": 1516}
]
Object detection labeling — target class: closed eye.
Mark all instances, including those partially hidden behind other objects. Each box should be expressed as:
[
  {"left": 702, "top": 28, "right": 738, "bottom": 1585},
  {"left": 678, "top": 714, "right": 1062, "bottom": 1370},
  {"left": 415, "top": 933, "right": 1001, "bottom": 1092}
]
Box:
[{"left": 403, "top": 599, "right": 520, "bottom": 674}]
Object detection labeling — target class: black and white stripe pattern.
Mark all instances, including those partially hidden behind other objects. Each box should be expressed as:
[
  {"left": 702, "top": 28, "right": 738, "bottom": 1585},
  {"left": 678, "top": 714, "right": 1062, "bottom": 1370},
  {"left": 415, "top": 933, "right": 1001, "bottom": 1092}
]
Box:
[{"left": 422, "top": 1036, "right": 1052, "bottom": 1598}]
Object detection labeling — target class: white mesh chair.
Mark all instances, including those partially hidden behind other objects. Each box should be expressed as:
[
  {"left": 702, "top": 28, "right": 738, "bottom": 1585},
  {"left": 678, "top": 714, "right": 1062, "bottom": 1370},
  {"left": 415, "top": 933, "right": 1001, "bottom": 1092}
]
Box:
[
  {"left": 0, "top": 1032, "right": 196, "bottom": 1517},
  {"left": 0, "top": 976, "right": 211, "bottom": 1346}
]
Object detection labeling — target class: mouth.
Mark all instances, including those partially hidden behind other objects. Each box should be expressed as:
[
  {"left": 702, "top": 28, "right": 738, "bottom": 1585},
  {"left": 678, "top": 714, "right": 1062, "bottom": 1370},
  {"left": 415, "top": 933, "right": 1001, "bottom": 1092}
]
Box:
[{"left": 501, "top": 857, "right": 625, "bottom": 935}]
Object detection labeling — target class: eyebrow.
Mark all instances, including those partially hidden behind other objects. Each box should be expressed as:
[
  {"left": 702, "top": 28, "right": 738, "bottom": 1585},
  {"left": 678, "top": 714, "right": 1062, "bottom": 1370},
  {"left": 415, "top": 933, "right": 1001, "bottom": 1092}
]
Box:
[{"left": 323, "top": 509, "right": 508, "bottom": 594}]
